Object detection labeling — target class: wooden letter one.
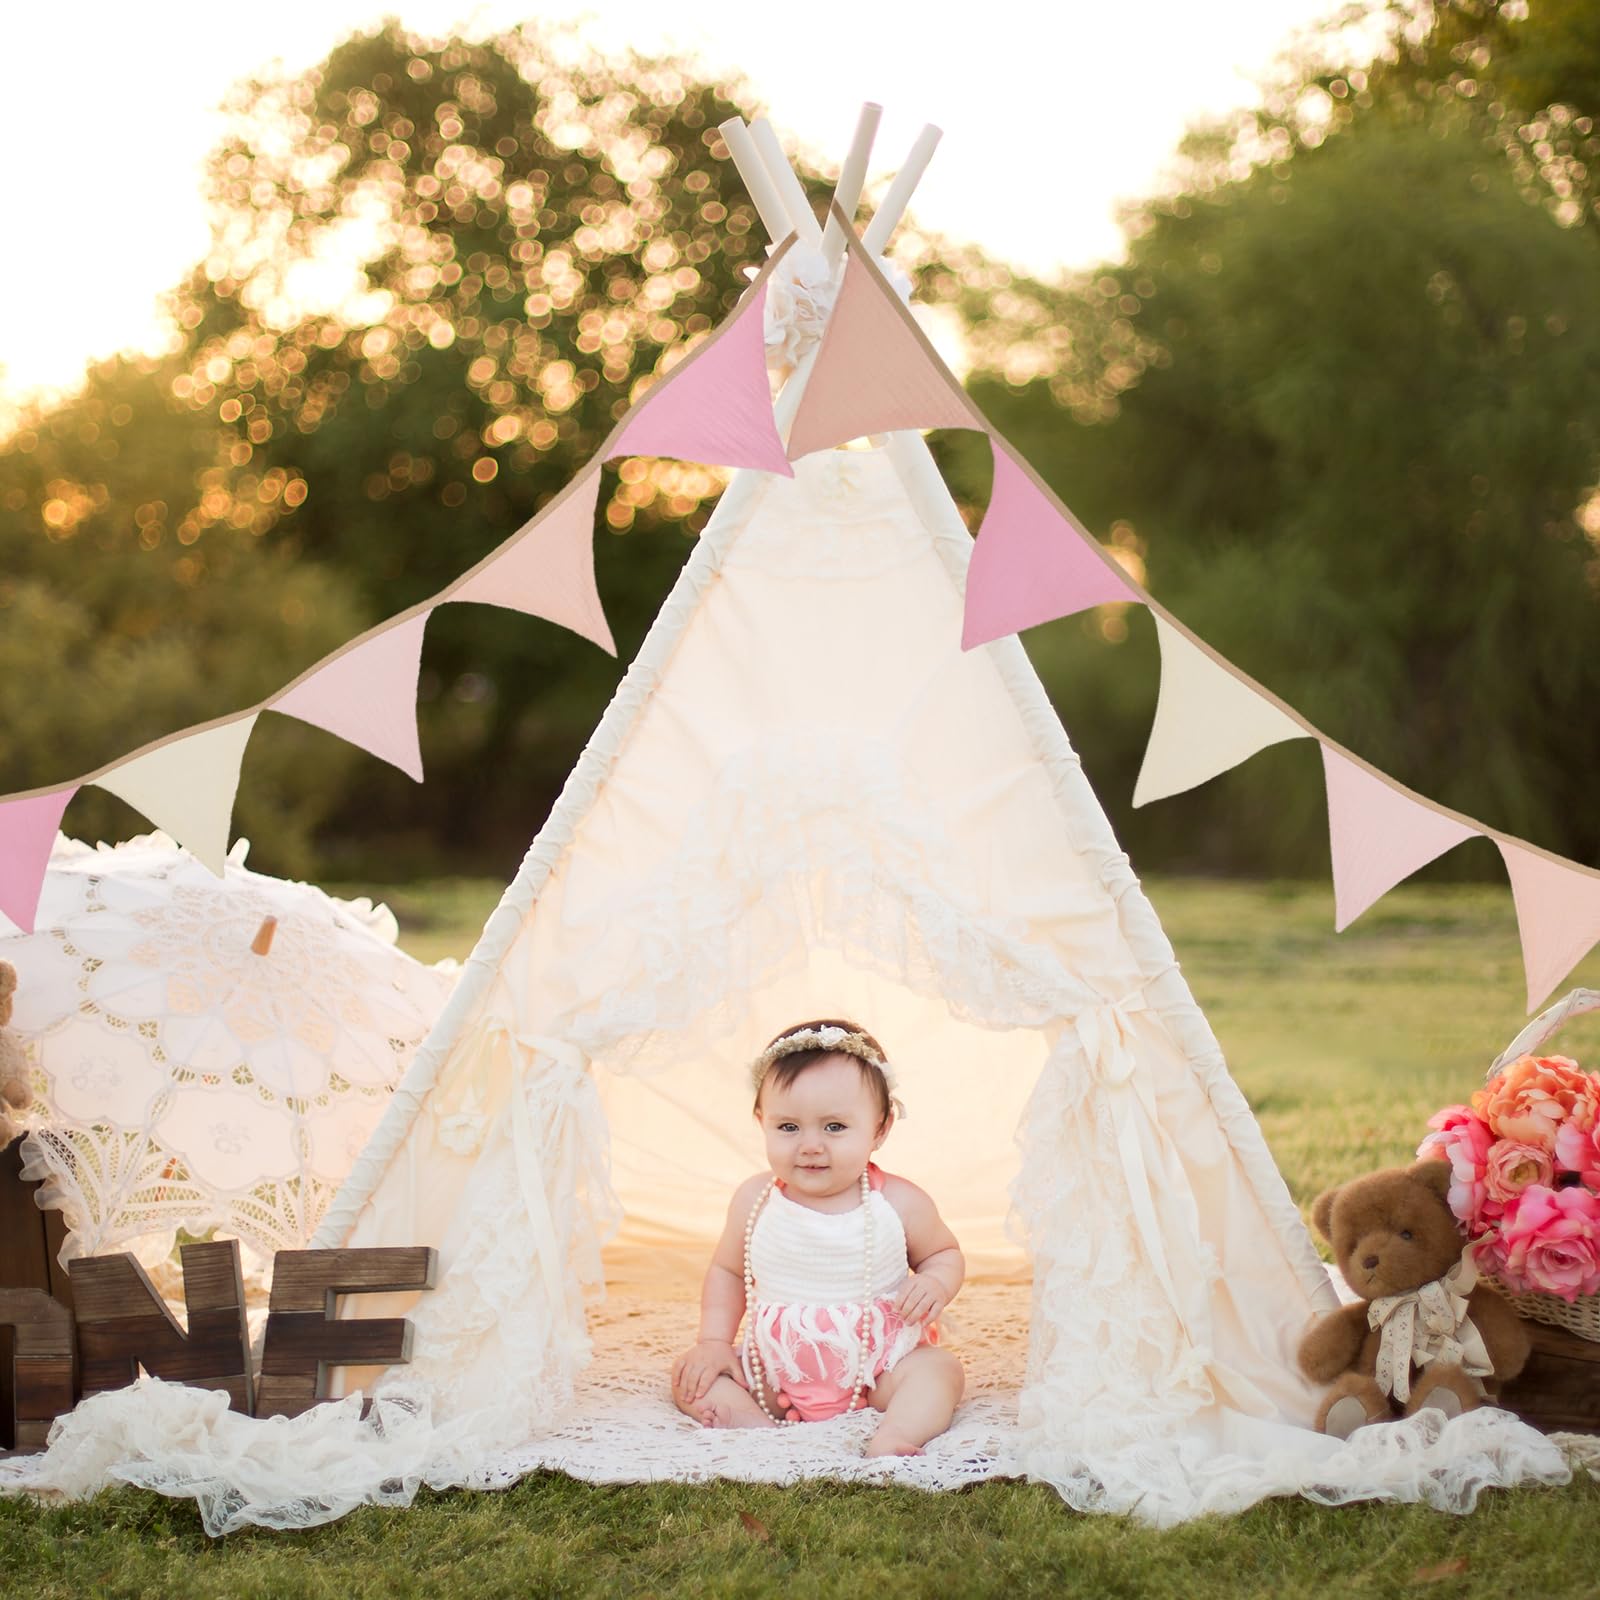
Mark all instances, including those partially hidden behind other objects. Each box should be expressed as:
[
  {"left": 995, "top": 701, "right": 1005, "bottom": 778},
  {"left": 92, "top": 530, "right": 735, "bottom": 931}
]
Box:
[
  {"left": 0, "top": 1289, "right": 76, "bottom": 1454},
  {"left": 68, "top": 1239, "right": 253, "bottom": 1413},
  {"left": 256, "top": 1247, "right": 437, "bottom": 1419}
]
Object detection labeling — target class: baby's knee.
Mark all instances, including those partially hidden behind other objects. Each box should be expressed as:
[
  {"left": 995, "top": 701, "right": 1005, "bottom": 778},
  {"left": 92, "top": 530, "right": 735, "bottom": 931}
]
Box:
[{"left": 932, "top": 1347, "right": 965, "bottom": 1398}]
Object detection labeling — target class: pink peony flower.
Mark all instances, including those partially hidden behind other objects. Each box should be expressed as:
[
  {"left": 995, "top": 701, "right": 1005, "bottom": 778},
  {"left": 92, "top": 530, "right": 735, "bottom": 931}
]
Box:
[
  {"left": 1472, "top": 1054, "right": 1600, "bottom": 1151},
  {"left": 1483, "top": 1140, "right": 1555, "bottom": 1207},
  {"left": 1488, "top": 1185, "right": 1600, "bottom": 1301},
  {"left": 1417, "top": 1105, "right": 1496, "bottom": 1231}
]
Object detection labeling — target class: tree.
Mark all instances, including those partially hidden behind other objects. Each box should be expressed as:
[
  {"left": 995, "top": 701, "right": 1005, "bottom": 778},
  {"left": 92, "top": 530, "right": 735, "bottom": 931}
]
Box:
[
  {"left": 0, "top": 354, "right": 368, "bottom": 875},
  {"left": 940, "top": 6, "right": 1600, "bottom": 876},
  {"left": 154, "top": 23, "right": 803, "bottom": 874}
]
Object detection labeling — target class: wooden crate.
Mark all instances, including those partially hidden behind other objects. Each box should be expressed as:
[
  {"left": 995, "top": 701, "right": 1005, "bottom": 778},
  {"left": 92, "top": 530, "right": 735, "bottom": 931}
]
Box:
[
  {"left": 1499, "top": 1319, "right": 1600, "bottom": 1435},
  {"left": 0, "top": 1139, "right": 74, "bottom": 1453}
]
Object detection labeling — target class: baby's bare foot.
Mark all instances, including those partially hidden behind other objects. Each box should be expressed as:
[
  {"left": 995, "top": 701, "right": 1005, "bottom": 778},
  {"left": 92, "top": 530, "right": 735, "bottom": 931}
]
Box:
[
  {"left": 864, "top": 1425, "right": 925, "bottom": 1458},
  {"left": 696, "top": 1376, "right": 775, "bottom": 1430}
]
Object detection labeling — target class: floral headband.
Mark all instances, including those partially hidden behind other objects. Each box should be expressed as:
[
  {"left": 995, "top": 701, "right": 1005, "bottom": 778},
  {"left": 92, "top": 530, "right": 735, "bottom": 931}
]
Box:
[{"left": 750, "top": 1025, "right": 905, "bottom": 1118}]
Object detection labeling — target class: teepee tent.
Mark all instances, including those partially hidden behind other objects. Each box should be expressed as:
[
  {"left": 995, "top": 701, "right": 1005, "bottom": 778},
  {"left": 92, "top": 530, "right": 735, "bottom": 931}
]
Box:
[
  {"left": 5, "top": 110, "right": 1568, "bottom": 1533},
  {"left": 291, "top": 112, "right": 1563, "bottom": 1521}
]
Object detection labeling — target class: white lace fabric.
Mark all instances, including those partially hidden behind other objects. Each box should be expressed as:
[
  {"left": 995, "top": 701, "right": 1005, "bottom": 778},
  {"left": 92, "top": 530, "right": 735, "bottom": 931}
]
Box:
[
  {"left": 0, "top": 1275, "right": 1577, "bottom": 1536},
  {"left": 7, "top": 833, "right": 456, "bottom": 1271}
]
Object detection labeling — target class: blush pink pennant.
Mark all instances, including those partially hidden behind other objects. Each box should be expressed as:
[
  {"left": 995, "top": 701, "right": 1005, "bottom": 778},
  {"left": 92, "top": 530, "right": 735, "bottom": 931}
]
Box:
[
  {"left": 1321, "top": 747, "right": 1477, "bottom": 931},
  {"left": 608, "top": 282, "right": 791, "bottom": 476},
  {"left": 963, "top": 442, "right": 1141, "bottom": 648},
  {"left": 0, "top": 786, "right": 76, "bottom": 932},
  {"left": 451, "top": 471, "right": 614, "bottom": 654},
  {"left": 786, "top": 252, "right": 975, "bottom": 459},
  {"left": 272, "top": 611, "right": 431, "bottom": 781},
  {"left": 1496, "top": 840, "right": 1600, "bottom": 1011}
]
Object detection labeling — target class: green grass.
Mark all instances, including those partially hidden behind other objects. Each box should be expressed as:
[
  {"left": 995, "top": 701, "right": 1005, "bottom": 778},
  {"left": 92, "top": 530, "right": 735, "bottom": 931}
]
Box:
[{"left": 6, "top": 877, "right": 1600, "bottom": 1597}]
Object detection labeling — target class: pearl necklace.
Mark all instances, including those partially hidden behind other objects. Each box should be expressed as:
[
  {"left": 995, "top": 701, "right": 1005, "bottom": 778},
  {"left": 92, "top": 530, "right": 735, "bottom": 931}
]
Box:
[{"left": 742, "top": 1166, "right": 874, "bottom": 1426}]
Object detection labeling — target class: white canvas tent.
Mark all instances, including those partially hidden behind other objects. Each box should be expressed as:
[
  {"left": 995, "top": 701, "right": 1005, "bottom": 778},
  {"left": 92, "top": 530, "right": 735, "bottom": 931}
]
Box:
[
  {"left": 2, "top": 111, "right": 1570, "bottom": 1532},
  {"left": 295, "top": 114, "right": 1564, "bottom": 1517}
]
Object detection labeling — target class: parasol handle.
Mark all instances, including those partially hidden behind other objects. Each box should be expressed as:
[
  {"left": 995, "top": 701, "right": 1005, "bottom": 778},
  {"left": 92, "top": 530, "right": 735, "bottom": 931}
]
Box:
[{"left": 251, "top": 916, "right": 278, "bottom": 957}]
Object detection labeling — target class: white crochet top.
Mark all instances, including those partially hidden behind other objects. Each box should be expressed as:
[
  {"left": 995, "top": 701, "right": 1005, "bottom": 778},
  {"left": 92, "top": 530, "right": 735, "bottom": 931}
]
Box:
[
  {"left": 748, "top": 1183, "right": 910, "bottom": 1307},
  {"left": 742, "top": 1168, "right": 922, "bottom": 1389}
]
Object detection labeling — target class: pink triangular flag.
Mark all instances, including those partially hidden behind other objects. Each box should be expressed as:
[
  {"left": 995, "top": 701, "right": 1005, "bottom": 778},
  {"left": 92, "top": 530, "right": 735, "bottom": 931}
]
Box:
[
  {"left": 608, "top": 282, "right": 790, "bottom": 475},
  {"left": 963, "top": 443, "right": 1141, "bottom": 647},
  {"left": 272, "top": 612, "right": 431, "bottom": 781},
  {"left": 786, "top": 252, "right": 976, "bottom": 459},
  {"left": 1321, "top": 747, "right": 1477, "bottom": 931},
  {"left": 0, "top": 787, "right": 75, "bottom": 932},
  {"left": 1497, "top": 840, "right": 1600, "bottom": 1011},
  {"left": 451, "top": 471, "right": 614, "bottom": 654}
]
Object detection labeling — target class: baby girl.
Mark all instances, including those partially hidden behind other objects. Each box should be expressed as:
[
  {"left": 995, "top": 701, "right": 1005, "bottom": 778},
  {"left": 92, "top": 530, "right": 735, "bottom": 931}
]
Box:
[{"left": 670, "top": 1019, "right": 966, "bottom": 1457}]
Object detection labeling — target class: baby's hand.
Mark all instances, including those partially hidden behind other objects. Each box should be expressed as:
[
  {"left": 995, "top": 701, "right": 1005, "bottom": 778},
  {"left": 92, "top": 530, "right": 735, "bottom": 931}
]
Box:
[
  {"left": 671, "top": 1339, "right": 744, "bottom": 1405},
  {"left": 895, "top": 1272, "right": 950, "bottom": 1325}
]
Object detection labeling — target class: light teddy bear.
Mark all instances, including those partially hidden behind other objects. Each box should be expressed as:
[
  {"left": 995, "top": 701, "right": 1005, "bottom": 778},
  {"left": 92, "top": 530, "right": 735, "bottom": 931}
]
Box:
[{"left": 0, "top": 960, "right": 34, "bottom": 1148}]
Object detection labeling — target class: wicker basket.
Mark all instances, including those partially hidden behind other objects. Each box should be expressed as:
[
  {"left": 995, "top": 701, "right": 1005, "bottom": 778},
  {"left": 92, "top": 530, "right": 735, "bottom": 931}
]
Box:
[{"left": 1481, "top": 987, "right": 1600, "bottom": 1342}]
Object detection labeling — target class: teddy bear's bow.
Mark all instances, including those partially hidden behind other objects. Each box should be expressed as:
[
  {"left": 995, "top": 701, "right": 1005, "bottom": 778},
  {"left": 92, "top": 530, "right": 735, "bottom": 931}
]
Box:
[{"left": 1367, "top": 1253, "right": 1493, "bottom": 1404}]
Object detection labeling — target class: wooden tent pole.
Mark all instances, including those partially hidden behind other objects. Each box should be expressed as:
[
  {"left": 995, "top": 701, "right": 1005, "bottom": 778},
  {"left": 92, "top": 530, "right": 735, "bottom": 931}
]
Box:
[
  {"left": 717, "top": 118, "right": 792, "bottom": 246},
  {"left": 861, "top": 124, "right": 943, "bottom": 256},
  {"left": 819, "top": 103, "right": 883, "bottom": 265},
  {"left": 749, "top": 119, "right": 823, "bottom": 246}
]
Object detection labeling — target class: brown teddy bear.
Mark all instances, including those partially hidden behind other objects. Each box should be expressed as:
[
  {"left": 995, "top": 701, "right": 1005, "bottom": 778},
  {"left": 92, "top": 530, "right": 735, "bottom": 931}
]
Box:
[
  {"left": 1298, "top": 1157, "right": 1531, "bottom": 1438},
  {"left": 0, "top": 960, "right": 34, "bottom": 1148}
]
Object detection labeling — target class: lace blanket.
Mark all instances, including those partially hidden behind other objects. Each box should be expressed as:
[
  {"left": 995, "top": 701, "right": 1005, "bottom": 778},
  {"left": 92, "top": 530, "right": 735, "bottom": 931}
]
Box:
[{"left": 0, "top": 1275, "right": 1580, "bottom": 1537}]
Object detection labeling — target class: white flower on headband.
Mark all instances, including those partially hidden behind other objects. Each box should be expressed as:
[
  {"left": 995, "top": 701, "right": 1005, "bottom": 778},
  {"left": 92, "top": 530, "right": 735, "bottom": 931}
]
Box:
[{"left": 750, "top": 1027, "right": 906, "bottom": 1118}]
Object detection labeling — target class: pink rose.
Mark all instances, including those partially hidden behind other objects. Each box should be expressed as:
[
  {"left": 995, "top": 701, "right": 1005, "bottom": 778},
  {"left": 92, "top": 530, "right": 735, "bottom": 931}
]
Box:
[
  {"left": 1483, "top": 1141, "right": 1555, "bottom": 1207},
  {"left": 1472, "top": 1054, "right": 1600, "bottom": 1151},
  {"left": 1417, "top": 1106, "right": 1496, "bottom": 1231},
  {"left": 1488, "top": 1185, "right": 1600, "bottom": 1301},
  {"left": 1554, "top": 1119, "right": 1600, "bottom": 1189}
]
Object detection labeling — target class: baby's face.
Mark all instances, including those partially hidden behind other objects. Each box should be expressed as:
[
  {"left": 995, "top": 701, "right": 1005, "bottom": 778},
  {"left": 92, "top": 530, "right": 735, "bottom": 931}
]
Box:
[{"left": 755, "top": 1053, "right": 888, "bottom": 1206}]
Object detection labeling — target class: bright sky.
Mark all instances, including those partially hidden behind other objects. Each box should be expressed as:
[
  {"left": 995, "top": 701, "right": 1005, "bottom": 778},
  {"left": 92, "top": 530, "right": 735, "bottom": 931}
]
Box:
[{"left": 4, "top": 0, "right": 1357, "bottom": 403}]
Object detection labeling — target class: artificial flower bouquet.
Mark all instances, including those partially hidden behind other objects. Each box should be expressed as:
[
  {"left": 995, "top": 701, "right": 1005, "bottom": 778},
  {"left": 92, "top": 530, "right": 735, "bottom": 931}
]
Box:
[{"left": 1420, "top": 1045, "right": 1600, "bottom": 1336}]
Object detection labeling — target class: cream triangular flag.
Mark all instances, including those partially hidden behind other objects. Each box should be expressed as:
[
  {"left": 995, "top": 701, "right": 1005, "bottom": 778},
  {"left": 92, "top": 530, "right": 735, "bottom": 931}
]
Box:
[
  {"left": 93, "top": 715, "right": 258, "bottom": 873},
  {"left": 1133, "top": 618, "right": 1307, "bottom": 807}
]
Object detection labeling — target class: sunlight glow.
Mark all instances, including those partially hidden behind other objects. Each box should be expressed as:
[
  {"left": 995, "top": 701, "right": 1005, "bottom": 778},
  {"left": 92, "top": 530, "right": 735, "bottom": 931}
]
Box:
[{"left": 3, "top": 0, "right": 1358, "bottom": 409}]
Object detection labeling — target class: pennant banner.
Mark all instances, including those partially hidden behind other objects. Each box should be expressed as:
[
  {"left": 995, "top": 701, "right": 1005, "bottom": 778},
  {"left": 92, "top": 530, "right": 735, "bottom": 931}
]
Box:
[
  {"left": 1497, "top": 841, "right": 1600, "bottom": 1011},
  {"left": 273, "top": 612, "right": 431, "bottom": 782},
  {"left": 608, "top": 281, "right": 792, "bottom": 477},
  {"left": 964, "top": 442, "right": 1142, "bottom": 648},
  {"left": 94, "top": 716, "right": 258, "bottom": 874},
  {"left": 1134, "top": 619, "right": 1308, "bottom": 807},
  {"left": 0, "top": 787, "right": 77, "bottom": 932},
  {"left": 786, "top": 251, "right": 975, "bottom": 460},
  {"left": 1321, "top": 747, "right": 1478, "bottom": 931},
  {"left": 450, "top": 471, "right": 614, "bottom": 654}
]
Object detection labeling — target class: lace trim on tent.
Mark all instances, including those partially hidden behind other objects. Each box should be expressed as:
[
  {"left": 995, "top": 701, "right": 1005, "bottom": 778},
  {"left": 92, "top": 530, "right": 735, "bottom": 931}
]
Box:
[{"left": 0, "top": 1276, "right": 1575, "bottom": 1535}]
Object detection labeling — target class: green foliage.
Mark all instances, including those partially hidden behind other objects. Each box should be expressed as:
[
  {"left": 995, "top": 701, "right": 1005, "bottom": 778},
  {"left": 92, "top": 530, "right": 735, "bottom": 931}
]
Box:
[
  {"left": 0, "top": 358, "right": 367, "bottom": 874},
  {"left": 155, "top": 23, "right": 793, "bottom": 875},
  {"left": 950, "top": 70, "right": 1600, "bottom": 875}
]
